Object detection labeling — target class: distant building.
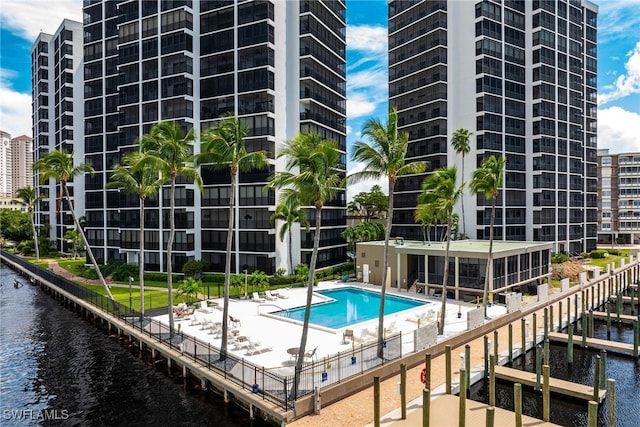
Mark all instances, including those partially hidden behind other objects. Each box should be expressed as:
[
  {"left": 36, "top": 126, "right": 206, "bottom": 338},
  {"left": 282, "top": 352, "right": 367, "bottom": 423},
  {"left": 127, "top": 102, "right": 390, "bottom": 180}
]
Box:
[
  {"left": 0, "top": 130, "right": 11, "bottom": 198},
  {"left": 388, "top": 0, "right": 599, "bottom": 254},
  {"left": 597, "top": 149, "right": 640, "bottom": 245},
  {"left": 10, "top": 135, "right": 33, "bottom": 195},
  {"left": 31, "top": 19, "right": 84, "bottom": 253}
]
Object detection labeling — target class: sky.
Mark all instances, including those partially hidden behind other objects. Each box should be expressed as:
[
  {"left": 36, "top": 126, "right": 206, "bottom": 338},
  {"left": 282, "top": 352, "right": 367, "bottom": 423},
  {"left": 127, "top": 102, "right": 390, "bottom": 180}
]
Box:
[{"left": 1, "top": 0, "right": 639, "bottom": 199}]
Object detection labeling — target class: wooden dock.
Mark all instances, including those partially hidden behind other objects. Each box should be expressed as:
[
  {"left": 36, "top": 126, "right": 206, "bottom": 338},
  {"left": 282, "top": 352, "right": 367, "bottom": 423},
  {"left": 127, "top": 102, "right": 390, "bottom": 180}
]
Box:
[
  {"left": 608, "top": 295, "right": 637, "bottom": 304},
  {"left": 592, "top": 311, "right": 638, "bottom": 324},
  {"left": 387, "top": 394, "right": 560, "bottom": 426},
  {"left": 548, "top": 332, "right": 636, "bottom": 357},
  {"left": 494, "top": 366, "right": 606, "bottom": 403}
]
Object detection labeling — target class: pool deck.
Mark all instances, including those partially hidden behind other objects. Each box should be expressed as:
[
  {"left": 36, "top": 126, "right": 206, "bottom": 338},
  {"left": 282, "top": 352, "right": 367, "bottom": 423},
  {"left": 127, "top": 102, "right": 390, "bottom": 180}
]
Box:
[{"left": 153, "top": 280, "right": 506, "bottom": 375}]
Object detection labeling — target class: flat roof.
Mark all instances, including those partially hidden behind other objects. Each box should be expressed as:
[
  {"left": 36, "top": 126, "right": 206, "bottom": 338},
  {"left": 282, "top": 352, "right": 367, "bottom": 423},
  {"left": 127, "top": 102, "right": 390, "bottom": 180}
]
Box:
[{"left": 359, "top": 239, "right": 553, "bottom": 258}]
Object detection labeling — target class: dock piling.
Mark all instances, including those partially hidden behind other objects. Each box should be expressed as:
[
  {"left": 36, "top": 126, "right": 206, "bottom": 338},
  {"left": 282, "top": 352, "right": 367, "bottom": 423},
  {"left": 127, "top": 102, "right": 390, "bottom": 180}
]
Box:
[
  {"left": 422, "top": 388, "right": 430, "bottom": 427},
  {"left": 458, "top": 368, "right": 466, "bottom": 427},
  {"left": 486, "top": 406, "right": 494, "bottom": 427},
  {"left": 400, "top": 363, "right": 406, "bottom": 420},
  {"left": 425, "top": 354, "right": 431, "bottom": 390},
  {"left": 557, "top": 301, "right": 562, "bottom": 332},
  {"left": 508, "top": 324, "right": 513, "bottom": 363},
  {"left": 493, "top": 331, "right": 498, "bottom": 359},
  {"left": 568, "top": 324, "right": 574, "bottom": 365},
  {"left": 543, "top": 365, "right": 550, "bottom": 422},
  {"left": 532, "top": 313, "right": 537, "bottom": 349},
  {"left": 489, "top": 354, "right": 496, "bottom": 407},
  {"left": 465, "top": 344, "right": 471, "bottom": 394},
  {"left": 373, "top": 376, "right": 380, "bottom": 427},
  {"left": 608, "top": 379, "right": 616, "bottom": 427},
  {"left": 587, "top": 401, "right": 598, "bottom": 427},
  {"left": 483, "top": 335, "right": 489, "bottom": 374},
  {"left": 445, "top": 345, "right": 452, "bottom": 394},
  {"left": 544, "top": 307, "right": 549, "bottom": 339},
  {"left": 520, "top": 319, "right": 526, "bottom": 369},
  {"left": 535, "top": 345, "right": 542, "bottom": 391},
  {"left": 600, "top": 350, "right": 607, "bottom": 389},
  {"left": 634, "top": 319, "right": 639, "bottom": 358},
  {"left": 593, "top": 355, "right": 600, "bottom": 402},
  {"left": 514, "top": 383, "right": 522, "bottom": 427}
]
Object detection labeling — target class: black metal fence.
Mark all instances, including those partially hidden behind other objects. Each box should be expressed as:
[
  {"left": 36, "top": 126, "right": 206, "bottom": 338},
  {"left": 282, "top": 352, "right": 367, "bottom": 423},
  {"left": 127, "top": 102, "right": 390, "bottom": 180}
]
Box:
[{"left": 2, "top": 251, "right": 403, "bottom": 410}]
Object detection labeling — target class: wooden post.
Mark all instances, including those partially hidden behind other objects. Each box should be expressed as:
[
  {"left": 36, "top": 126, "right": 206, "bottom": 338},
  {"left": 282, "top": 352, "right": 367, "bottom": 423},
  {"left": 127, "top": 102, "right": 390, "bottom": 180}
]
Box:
[
  {"left": 446, "top": 345, "right": 452, "bottom": 394},
  {"left": 508, "top": 323, "right": 513, "bottom": 363},
  {"left": 374, "top": 376, "right": 380, "bottom": 427},
  {"left": 459, "top": 368, "right": 466, "bottom": 427},
  {"left": 514, "top": 383, "right": 522, "bottom": 427},
  {"left": 597, "top": 282, "right": 601, "bottom": 307},
  {"left": 544, "top": 338, "right": 550, "bottom": 366},
  {"left": 606, "top": 301, "right": 612, "bottom": 339},
  {"left": 574, "top": 294, "right": 579, "bottom": 324},
  {"left": 532, "top": 313, "right": 537, "bottom": 348},
  {"left": 543, "top": 365, "right": 550, "bottom": 422},
  {"left": 568, "top": 324, "right": 574, "bottom": 365},
  {"left": 587, "top": 401, "right": 598, "bottom": 427},
  {"left": 535, "top": 344, "right": 541, "bottom": 391},
  {"left": 591, "top": 285, "right": 595, "bottom": 310},
  {"left": 617, "top": 293, "right": 622, "bottom": 322},
  {"left": 423, "top": 388, "right": 430, "bottom": 427},
  {"left": 600, "top": 350, "right": 607, "bottom": 389},
  {"left": 401, "top": 363, "right": 407, "bottom": 420},
  {"left": 520, "top": 318, "right": 526, "bottom": 368},
  {"left": 589, "top": 309, "right": 594, "bottom": 338},
  {"left": 493, "top": 330, "right": 498, "bottom": 359},
  {"left": 567, "top": 297, "right": 571, "bottom": 327},
  {"left": 425, "top": 353, "right": 431, "bottom": 390},
  {"left": 634, "top": 319, "right": 639, "bottom": 359},
  {"left": 483, "top": 335, "right": 489, "bottom": 374},
  {"left": 465, "top": 344, "right": 471, "bottom": 394},
  {"left": 558, "top": 301, "right": 563, "bottom": 332},
  {"left": 608, "top": 379, "right": 616, "bottom": 427},
  {"left": 544, "top": 307, "right": 549, "bottom": 339},
  {"left": 581, "top": 313, "right": 587, "bottom": 348},
  {"left": 486, "top": 406, "right": 495, "bottom": 427},
  {"left": 593, "top": 355, "right": 600, "bottom": 402},
  {"left": 489, "top": 354, "right": 496, "bottom": 407}
]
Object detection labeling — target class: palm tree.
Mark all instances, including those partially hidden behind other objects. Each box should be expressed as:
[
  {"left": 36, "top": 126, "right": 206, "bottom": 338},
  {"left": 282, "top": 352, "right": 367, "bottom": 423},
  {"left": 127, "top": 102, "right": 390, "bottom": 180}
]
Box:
[
  {"left": 420, "top": 166, "right": 464, "bottom": 335},
  {"left": 34, "top": 149, "right": 114, "bottom": 301},
  {"left": 414, "top": 202, "right": 437, "bottom": 245},
  {"left": 108, "top": 151, "right": 163, "bottom": 319},
  {"left": 198, "top": 115, "right": 267, "bottom": 360},
  {"left": 63, "top": 228, "right": 83, "bottom": 260},
  {"left": 470, "top": 155, "right": 506, "bottom": 315},
  {"left": 267, "top": 131, "right": 342, "bottom": 400},
  {"left": 13, "top": 186, "right": 43, "bottom": 261},
  {"left": 450, "top": 128, "right": 472, "bottom": 238},
  {"left": 348, "top": 107, "right": 427, "bottom": 358},
  {"left": 270, "top": 200, "right": 310, "bottom": 275},
  {"left": 139, "top": 121, "right": 202, "bottom": 334}
]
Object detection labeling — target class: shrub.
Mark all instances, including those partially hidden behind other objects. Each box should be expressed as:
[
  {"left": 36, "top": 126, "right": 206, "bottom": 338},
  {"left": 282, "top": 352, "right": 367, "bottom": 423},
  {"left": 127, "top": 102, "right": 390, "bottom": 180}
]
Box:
[
  {"left": 580, "top": 252, "right": 590, "bottom": 259},
  {"left": 590, "top": 249, "right": 609, "bottom": 259},
  {"left": 607, "top": 248, "right": 620, "bottom": 256},
  {"left": 111, "top": 263, "right": 139, "bottom": 282},
  {"left": 274, "top": 268, "right": 287, "bottom": 278},
  {"left": 182, "top": 259, "right": 210, "bottom": 279},
  {"left": 551, "top": 253, "right": 570, "bottom": 263}
]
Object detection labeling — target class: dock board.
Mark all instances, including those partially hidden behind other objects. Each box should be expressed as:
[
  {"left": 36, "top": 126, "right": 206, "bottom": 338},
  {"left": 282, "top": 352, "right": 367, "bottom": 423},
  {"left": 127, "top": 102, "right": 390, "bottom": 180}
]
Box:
[
  {"left": 494, "top": 366, "right": 606, "bottom": 403},
  {"left": 592, "top": 311, "right": 638, "bottom": 324},
  {"left": 388, "top": 394, "right": 560, "bottom": 426},
  {"left": 608, "top": 295, "right": 637, "bottom": 304},
  {"left": 548, "top": 332, "right": 637, "bottom": 357}
]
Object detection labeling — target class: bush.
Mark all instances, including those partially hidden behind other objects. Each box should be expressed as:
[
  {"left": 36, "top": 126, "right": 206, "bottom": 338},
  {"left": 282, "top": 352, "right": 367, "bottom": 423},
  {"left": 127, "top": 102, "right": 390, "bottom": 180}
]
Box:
[
  {"left": 590, "top": 249, "right": 609, "bottom": 259},
  {"left": 607, "top": 248, "right": 620, "bottom": 256},
  {"left": 111, "top": 263, "right": 139, "bottom": 282},
  {"left": 182, "top": 259, "right": 210, "bottom": 279},
  {"left": 580, "top": 252, "right": 590, "bottom": 259},
  {"left": 551, "top": 253, "right": 570, "bottom": 263}
]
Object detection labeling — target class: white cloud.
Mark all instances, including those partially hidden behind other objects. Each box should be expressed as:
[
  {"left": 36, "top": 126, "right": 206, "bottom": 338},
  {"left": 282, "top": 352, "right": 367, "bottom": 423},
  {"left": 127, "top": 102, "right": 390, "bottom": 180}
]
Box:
[
  {"left": 0, "top": 0, "right": 82, "bottom": 41},
  {"left": 347, "top": 92, "right": 378, "bottom": 118},
  {"left": 347, "top": 68, "right": 388, "bottom": 92},
  {"left": 598, "top": 41, "right": 640, "bottom": 105},
  {"left": 346, "top": 25, "right": 388, "bottom": 54},
  {"left": 345, "top": 162, "right": 387, "bottom": 203},
  {"left": 0, "top": 84, "right": 32, "bottom": 138},
  {"left": 598, "top": 106, "right": 640, "bottom": 153}
]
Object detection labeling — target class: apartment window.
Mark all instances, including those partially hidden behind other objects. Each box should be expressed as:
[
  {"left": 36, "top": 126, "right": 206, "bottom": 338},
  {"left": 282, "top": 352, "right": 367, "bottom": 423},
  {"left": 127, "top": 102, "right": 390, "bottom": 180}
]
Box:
[{"left": 601, "top": 157, "right": 611, "bottom": 166}]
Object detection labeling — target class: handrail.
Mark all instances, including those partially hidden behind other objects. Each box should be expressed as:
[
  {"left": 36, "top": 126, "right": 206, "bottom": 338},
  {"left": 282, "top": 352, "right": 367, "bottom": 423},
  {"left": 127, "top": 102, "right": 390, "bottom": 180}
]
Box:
[{"left": 256, "top": 302, "right": 286, "bottom": 315}]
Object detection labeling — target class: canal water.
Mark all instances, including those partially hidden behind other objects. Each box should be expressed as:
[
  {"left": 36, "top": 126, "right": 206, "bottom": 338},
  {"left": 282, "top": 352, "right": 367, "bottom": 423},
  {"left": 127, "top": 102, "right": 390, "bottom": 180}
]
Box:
[
  {"left": 470, "top": 320, "right": 640, "bottom": 426},
  {"left": 0, "top": 269, "right": 270, "bottom": 426}
]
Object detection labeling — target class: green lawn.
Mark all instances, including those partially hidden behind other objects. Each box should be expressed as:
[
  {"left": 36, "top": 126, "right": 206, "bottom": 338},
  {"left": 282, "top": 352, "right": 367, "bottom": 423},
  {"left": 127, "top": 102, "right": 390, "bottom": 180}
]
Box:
[
  {"left": 586, "top": 249, "right": 630, "bottom": 269},
  {"left": 82, "top": 284, "right": 190, "bottom": 311}
]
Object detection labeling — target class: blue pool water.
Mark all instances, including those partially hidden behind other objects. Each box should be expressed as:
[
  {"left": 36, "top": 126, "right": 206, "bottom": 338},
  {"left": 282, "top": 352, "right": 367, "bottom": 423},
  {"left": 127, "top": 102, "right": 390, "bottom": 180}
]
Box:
[{"left": 273, "top": 287, "right": 425, "bottom": 329}]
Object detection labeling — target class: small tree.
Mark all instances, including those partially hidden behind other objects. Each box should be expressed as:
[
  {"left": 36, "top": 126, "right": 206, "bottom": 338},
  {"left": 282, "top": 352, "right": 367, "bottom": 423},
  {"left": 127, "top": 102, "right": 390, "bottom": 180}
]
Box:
[
  {"left": 249, "top": 270, "right": 269, "bottom": 292},
  {"left": 347, "top": 184, "right": 389, "bottom": 221},
  {"left": 177, "top": 277, "right": 203, "bottom": 304},
  {"left": 182, "top": 259, "right": 210, "bottom": 280},
  {"left": 64, "top": 228, "right": 84, "bottom": 260}
]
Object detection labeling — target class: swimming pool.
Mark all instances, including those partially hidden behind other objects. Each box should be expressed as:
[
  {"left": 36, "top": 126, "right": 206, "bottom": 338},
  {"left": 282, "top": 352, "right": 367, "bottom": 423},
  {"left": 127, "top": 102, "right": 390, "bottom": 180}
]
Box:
[{"left": 272, "top": 287, "right": 426, "bottom": 329}]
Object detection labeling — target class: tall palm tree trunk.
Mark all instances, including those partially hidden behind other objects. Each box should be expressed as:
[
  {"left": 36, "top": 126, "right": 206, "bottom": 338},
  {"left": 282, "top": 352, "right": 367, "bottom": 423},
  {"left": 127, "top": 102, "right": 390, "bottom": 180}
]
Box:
[
  {"left": 288, "top": 227, "right": 294, "bottom": 275},
  {"left": 30, "top": 209, "right": 40, "bottom": 261},
  {"left": 377, "top": 185, "right": 394, "bottom": 359},
  {"left": 167, "top": 177, "right": 176, "bottom": 336},
  {"left": 291, "top": 205, "right": 322, "bottom": 400},
  {"left": 139, "top": 199, "right": 146, "bottom": 320},
  {"left": 63, "top": 185, "right": 114, "bottom": 302},
  {"left": 439, "top": 215, "right": 453, "bottom": 335},
  {"left": 220, "top": 168, "right": 237, "bottom": 361},
  {"left": 460, "top": 157, "right": 466, "bottom": 237},
  {"left": 482, "top": 196, "right": 497, "bottom": 315}
]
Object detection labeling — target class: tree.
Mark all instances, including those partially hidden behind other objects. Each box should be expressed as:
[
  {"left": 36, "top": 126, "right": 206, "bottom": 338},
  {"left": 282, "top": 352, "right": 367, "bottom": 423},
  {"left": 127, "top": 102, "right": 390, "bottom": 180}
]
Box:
[
  {"left": 270, "top": 200, "right": 310, "bottom": 275},
  {"left": 13, "top": 186, "right": 43, "bottom": 261},
  {"left": 198, "top": 115, "right": 267, "bottom": 360},
  {"left": 108, "top": 150, "right": 163, "bottom": 319},
  {"left": 249, "top": 270, "right": 269, "bottom": 292},
  {"left": 348, "top": 107, "right": 427, "bottom": 358},
  {"left": 450, "top": 128, "right": 472, "bottom": 238},
  {"left": 267, "top": 131, "right": 343, "bottom": 399},
  {"left": 470, "top": 155, "right": 506, "bottom": 315},
  {"left": 177, "top": 277, "right": 203, "bottom": 304},
  {"left": 420, "top": 166, "right": 464, "bottom": 335},
  {"left": 182, "top": 259, "right": 210, "bottom": 280},
  {"left": 414, "top": 202, "right": 438, "bottom": 245},
  {"left": 139, "top": 121, "right": 202, "bottom": 334},
  {"left": 34, "top": 149, "right": 114, "bottom": 301},
  {"left": 63, "top": 228, "right": 83, "bottom": 260},
  {"left": 347, "top": 184, "right": 389, "bottom": 221},
  {"left": 341, "top": 221, "right": 385, "bottom": 251}
]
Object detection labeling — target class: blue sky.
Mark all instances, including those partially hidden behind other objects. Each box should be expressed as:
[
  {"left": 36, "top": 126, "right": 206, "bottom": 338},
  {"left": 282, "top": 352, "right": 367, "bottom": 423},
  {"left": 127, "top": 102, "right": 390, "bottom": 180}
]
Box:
[{"left": 1, "top": 0, "right": 639, "bottom": 197}]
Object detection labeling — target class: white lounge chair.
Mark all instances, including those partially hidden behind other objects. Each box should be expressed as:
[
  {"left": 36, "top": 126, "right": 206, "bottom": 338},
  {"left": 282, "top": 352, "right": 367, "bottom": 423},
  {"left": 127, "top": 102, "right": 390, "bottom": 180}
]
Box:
[
  {"left": 246, "top": 339, "right": 272, "bottom": 356},
  {"left": 276, "top": 288, "right": 290, "bottom": 299},
  {"left": 354, "top": 329, "right": 370, "bottom": 343},
  {"left": 264, "top": 290, "right": 278, "bottom": 301},
  {"left": 252, "top": 292, "right": 266, "bottom": 303}
]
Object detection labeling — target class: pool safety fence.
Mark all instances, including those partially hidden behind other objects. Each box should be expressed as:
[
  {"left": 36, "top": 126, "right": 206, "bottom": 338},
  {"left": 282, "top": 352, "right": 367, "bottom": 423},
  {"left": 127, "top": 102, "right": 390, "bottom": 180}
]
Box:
[{"left": 1, "top": 250, "right": 403, "bottom": 410}]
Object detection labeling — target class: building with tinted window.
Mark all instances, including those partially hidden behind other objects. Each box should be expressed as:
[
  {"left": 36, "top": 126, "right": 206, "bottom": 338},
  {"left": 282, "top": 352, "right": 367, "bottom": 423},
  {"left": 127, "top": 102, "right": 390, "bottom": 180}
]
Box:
[
  {"left": 388, "top": 0, "right": 598, "bottom": 254},
  {"left": 72, "top": 0, "right": 347, "bottom": 274},
  {"left": 31, "top": 19, "right": 84, "bottom": 253}
]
